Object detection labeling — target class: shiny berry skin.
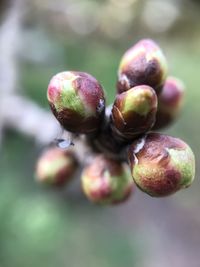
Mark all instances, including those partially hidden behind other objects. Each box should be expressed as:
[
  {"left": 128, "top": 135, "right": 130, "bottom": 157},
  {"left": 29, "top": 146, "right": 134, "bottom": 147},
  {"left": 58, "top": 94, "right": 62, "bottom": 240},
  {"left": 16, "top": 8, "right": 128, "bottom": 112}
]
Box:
[
  {"left": 47, "top": 71, "right": 105, "bottom": 134},
  {"left": 111, "top": 85, "right": 157, "bottom": 140},
  {"left": 81, "top": 155, "right": 134, "bottom": 204},
  {"left": 117, "top": 39, "right": 168, "bottom": 94},
  {"left": 128, "top": 133, "right": 195, "bottom": 197}
]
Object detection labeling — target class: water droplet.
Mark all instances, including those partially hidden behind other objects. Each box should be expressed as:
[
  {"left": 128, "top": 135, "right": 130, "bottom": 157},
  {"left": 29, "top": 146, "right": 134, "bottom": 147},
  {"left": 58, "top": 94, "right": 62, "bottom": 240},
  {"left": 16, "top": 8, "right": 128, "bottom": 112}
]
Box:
[
  {"left": 55, "top": 139, "right": 74, "bottom": 149},
  {"left": 97, "top": 99, "right": 105, "bottom": 113}
]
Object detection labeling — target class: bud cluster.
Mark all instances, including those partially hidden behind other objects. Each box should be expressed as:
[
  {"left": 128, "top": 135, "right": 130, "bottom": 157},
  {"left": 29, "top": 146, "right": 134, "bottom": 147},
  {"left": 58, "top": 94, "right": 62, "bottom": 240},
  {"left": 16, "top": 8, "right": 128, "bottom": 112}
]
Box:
[{"left": 35, "top": 39, "right": 195, "bottom": 204}]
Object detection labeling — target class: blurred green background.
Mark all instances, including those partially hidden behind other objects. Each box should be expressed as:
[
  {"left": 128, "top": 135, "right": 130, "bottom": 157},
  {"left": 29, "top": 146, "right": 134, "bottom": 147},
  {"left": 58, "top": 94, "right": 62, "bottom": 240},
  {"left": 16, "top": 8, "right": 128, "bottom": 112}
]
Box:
[{"left": 0, "top": 0, "right": 200, "bottom": 266}]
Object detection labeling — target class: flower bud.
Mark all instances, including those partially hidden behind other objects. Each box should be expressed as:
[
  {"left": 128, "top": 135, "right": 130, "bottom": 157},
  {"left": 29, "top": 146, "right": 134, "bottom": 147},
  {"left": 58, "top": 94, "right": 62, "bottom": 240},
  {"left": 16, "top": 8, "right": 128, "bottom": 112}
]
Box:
[
  {"left": 111, "top": 85, "right": 157, "bottom": 140},
  {"left": 47, "top": 71, "right": 105, "bottom": 134},
  {"left": 128, "top": 133, "right": 195, "bottom": 197},
  {"left": 117, "top": 39, "right": 168, "bottom": 94},
  {"left": 153, "top": 76, "right": 185, "bottom": 130},
  {"left": 35, "top": 147, "right": 77, "bottom": 186},
  {"left": 81, "top": 155, "right": 134, "bottom": 204}
]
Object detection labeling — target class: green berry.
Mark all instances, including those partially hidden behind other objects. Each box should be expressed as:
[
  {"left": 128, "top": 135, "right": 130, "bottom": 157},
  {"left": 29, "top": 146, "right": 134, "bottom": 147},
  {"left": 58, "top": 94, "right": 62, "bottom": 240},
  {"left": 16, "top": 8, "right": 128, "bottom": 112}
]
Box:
[
  {"left": 111, "top": 85, "right": 157, "bottom": 140},
  {"left": 128, "top": 133, "right": 195, "bottom": 197},
  {"left": 81, "top": 155, "right": 134, "bottom": 204},
  {"left": 153, "top": 76, "right": 185, "bottom": 130},
  {"left": 35, "top": 147, "right": 77, "bottom": 186},
  {"left": 117, "top": 39, "right": 168, "bottom": 94},
  {"left": 47, "top": 71, "right": 105, "bottom": 134}
]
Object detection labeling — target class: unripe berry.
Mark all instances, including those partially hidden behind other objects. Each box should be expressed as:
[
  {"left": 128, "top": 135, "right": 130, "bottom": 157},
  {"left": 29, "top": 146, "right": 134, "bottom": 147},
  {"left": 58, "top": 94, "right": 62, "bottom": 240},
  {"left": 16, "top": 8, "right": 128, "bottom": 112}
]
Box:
[
  {"left": 81, "top": 155, "right": 134, "bottom": 204},
  {"left": 117, "top": 39, "right": 168, "bottom": 94},
  {"left": 35, "top": 147, "right": 77, "bottom": 186},
  {"left": 153, "top": 76, "right": 185, "bottom": 130},
  {"left": 47, "top": 71, "right": 105, "bottom": 134},
  {"left": 111, "top": 85, "right": 157, "bottom": 140},
  {"left": 128, "top": 133, "right": 195, "bottom": 197}
]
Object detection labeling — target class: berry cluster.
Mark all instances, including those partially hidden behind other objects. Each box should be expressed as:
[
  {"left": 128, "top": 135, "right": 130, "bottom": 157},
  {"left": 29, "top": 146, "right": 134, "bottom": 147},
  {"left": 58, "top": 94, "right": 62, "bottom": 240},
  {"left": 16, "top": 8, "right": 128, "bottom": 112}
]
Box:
[{"left": 35, "top": 39, "right": 195, "bottom": 204}]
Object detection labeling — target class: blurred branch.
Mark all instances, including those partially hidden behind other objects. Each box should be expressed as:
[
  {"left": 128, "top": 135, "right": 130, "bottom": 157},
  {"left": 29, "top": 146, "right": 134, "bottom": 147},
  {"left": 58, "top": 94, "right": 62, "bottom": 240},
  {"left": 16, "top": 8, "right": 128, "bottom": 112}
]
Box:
[
  {"left": 1, "top": 95, "right": 60, "bottom": 144},
  {"left": 1, "top": 94, "right": 92, "bottom": 162},
  {"left": 0, "top": 0, "right": 23, "bottom": 143},
  {"left": 0, "top": 0, "right": 61, "bottom": 146},
  {"left": 0, "top": 0, "right": 22, "bottom": 95}
]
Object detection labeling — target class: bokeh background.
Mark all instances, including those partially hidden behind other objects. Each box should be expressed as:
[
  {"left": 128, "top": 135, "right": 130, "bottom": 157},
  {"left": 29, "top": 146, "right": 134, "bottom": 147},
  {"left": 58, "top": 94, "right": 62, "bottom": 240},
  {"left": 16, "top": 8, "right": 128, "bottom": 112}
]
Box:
[{"left": 0, "top": 0, "right": 200, "bottom": 266}]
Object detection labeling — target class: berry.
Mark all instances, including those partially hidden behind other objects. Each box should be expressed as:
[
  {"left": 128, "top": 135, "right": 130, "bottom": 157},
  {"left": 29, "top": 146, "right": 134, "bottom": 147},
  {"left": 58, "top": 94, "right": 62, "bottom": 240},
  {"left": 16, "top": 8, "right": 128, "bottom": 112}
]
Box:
[
  {"left": 35, "top": 147, "right": 77, "bottom": 186},
  {"left": 111, "top": 85, "right": 157, "bottom": 140},
  {"left": 153, "top": 76, "right": 185, "bottom": 130},
  {"left": 117, "top": 39, "right": 168, "bottom": 94},
  {"left": 81, "top": 155, "right": 134, "bottom": 204},
  {"left": 128, "top": 133, "right": 195, "bottom": 197},
  {"left": 47, "top": 71, "right": 105, "bottom": 134}
]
